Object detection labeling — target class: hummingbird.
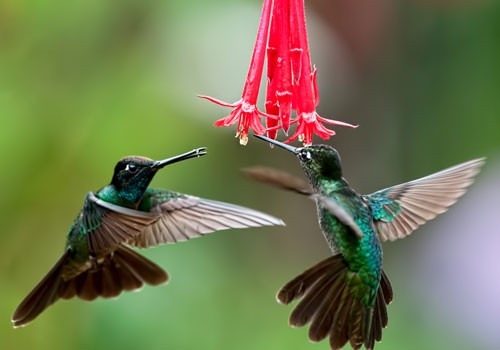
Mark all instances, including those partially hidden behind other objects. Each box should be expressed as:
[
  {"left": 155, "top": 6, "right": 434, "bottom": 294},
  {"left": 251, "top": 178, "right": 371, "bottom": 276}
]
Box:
[
  {"left": 247, "top": 134, "right": 484, "bottom": 350},
  {"left": 12, "top": 147, "right": 284, "bottom": 328}
]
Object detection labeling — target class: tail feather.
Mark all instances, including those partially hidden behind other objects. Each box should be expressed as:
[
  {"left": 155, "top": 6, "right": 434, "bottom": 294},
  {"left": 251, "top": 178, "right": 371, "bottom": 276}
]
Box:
[
  {"left": 377, "top": 288, "right": 389, "bottom": 329},
  {"left": 290, "top": 271, "right": 341, "bottom": 327},
  {"left": 362, "top": 306, "right": 375, "bottom": 349},
  {"left": 101, "top": 263, "right": 122, "bottom": 298},
  {"left": 277, "top": 255, "right": 344, "bottom": 305},
  {"left": 74, "top": 270, "right": 101, "bottom": 301},
  {"left": 372, "top": 296, "right": 383, "bottom": 342},
  {"left": 330, "top": 288, "right": 353, "bottom": 349},
  {"left": 113, "top": 245, "right": 168, "bottom": 286},
  {"left": 378, "top": 290, "right": 387, "bottom": 327},
  {"left": 277, "top": 255, "right": 393, "bottom": 350},
  {"left": 308, "top": 277, "right": 345, "bottom": 341},
  {"left": 380, "top": 270, "right": 393, "bottom": 305},
  {"left": 347, "top": 299, "right": 365, "bottom": 350},
  {"left": 59, "top": 277, "right": 78, "bottom": 300},
  {"left": 12, "top": 245, "right": 168, "bottom": 328},
  {"left": 12, "top": 252, "right": 70, "bottom": 328},
  {"left": 114, "top": 259, "right": 143, "bottom": 291}
]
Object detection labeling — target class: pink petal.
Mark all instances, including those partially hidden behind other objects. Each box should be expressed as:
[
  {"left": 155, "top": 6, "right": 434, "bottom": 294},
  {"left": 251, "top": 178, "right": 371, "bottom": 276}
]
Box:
[
  {"left": 313, "top": 119, "right": 336, "bottom": 139},
  {"left": 265, "top": 97, "right": 280, "bottom": 139},
  {"left": 214, "top": 109, "right": 240, "bottom": 127},
  {"left": 290, "top": 48, "right": 303, "bottom": 85},
  {"left": 285, "top": 118, "right": 305, "bottom": 144},
  {"left": 276, "top": 90, "right": 292, "bottom": 133},
  {"left": 317, "top": 115, "right": 358, "bottom": 128},
  {"left": 311, "top": 67, "right": 320, "bottom": 107},
  {"left": 199, "top": 95, "right": 240, "bottom": 108},
  {"left": 250, "top": 112, "right": 266, "bottom": 135}
]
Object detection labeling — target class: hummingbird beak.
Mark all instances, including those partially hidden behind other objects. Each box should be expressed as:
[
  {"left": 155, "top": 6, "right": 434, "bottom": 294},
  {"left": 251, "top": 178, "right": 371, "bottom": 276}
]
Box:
[
  {"left": 254, "top": 134, "right": 299, "bottom": 154},
  {"left": 153, "top": 147, "right": 208, "bottom": 169}
]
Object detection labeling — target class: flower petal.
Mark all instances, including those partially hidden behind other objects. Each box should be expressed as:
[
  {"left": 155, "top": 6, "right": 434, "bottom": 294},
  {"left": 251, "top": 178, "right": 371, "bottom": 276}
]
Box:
[
  {"left": 311, "top": 67, "right": 320, "bottom": 107},
  {"left": 214, "top": 109, "right": 240, "bottom": 127},
  {"left": 198, "top": 95, "right": 240, "bottom": 108},
  {"left": 317, "top": 115, "right": 358, "bottom": 128}
]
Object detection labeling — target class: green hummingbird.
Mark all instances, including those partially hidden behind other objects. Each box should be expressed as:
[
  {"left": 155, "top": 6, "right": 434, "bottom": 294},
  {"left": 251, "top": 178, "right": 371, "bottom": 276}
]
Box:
[
  {"left": 247, "top": 134, "right": 484, "bottom": 350},
  {"left": 12, "top": 147, "right": 284, "bottom": 328}
]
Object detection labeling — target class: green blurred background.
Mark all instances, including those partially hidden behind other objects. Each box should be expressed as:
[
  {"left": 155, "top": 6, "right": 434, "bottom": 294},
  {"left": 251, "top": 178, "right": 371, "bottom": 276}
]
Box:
[{"left": 1, "top": 0, "right": 499, "bottom": 349}]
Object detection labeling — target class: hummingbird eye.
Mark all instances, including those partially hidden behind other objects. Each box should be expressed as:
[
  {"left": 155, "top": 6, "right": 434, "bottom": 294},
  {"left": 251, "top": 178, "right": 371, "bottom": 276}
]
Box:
[
  {"left": 125, "top": 164, "right": 138, "bottom": 173},
  {"left": 299, "top": 149, "right": 312, "bottom": 161}
]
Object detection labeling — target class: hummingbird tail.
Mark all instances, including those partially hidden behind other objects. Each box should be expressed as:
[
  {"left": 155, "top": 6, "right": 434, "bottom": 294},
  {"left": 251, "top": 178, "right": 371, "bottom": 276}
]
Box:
[
  {"left": 58, "top": 245, "right": 169, "bottom": 302},
  {"left": 12, "top": 252, "right": 70, "bottom": 328},
  {"left": 12, "top": 246, "right": 168, "bottom": 328},
  {"left": 276, "top": 255, "right": 393, "bottom": 350}
]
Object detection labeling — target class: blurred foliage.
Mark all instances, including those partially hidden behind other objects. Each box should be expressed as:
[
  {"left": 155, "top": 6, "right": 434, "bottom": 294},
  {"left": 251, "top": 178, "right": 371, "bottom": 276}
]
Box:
[{"left": 1, "top": 1, "right": 499, "bottom": 349}]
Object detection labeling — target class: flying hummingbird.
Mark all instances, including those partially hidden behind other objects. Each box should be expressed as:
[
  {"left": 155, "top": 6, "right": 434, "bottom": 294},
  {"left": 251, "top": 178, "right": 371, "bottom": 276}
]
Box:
[
  {"left": 12, "top": 147, "right": 284, "bottom": 328},
  {"left": 247, "top": 134, "right": 484, "bottom": 350}
]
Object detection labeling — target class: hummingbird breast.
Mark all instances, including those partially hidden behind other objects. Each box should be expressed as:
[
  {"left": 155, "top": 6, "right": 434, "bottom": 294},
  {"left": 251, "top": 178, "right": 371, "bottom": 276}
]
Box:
[{"left": 316, "top": 188, "right": 383, "bottom": 306}]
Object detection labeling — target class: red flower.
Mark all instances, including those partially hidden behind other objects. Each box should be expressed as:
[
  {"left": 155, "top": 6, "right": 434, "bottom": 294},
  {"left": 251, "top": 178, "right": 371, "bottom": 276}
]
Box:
[
  {"left": 198, "top": 96, "right": 271, "bottom": 145},
  {"left": 287, "top": 111, "right": 358, "bottom": 146},
  {"left": 202, "top": 0, "right": 357, "bottom": 145},
  {"left": 199, "top": 0, "right": 273, "bottom": 145},
  {"left": 265, "top": 0, "right": 293, "bottom": 137}
]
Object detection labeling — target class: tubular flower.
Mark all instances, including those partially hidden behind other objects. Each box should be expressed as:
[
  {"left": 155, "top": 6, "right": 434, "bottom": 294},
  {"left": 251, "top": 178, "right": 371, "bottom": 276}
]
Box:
[
  {"left": 199, "top": 0, "right": 272, "bottom": 146},
  {"left": 199, "top": 96, "right": 271, "bottom": 146},
  {"left": 202, "top": 0, "right": 357, "bottom": 145}
]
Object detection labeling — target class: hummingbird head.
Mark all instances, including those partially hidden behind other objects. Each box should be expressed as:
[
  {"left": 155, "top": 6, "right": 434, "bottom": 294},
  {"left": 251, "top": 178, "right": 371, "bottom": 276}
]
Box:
[
  {"left": 110, "top": 147, "right": 207, "bottom": 203},
  {"left": 254, "top": 135, "right": 342, "bottom": 187}
]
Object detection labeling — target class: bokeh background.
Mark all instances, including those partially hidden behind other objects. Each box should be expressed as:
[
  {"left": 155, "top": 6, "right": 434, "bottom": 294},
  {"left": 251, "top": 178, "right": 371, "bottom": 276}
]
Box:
[{"left": 1, "top": 0, "right": 499, "bottom": 349}]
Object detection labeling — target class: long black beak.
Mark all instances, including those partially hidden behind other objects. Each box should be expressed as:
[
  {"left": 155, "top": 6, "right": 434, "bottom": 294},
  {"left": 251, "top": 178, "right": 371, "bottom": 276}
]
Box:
[
  {"left": 153, "top": 147, "right": 207, "bottom": 169},
  {"left": 254, "top": 134, "right": 299, "bottom": 154}
]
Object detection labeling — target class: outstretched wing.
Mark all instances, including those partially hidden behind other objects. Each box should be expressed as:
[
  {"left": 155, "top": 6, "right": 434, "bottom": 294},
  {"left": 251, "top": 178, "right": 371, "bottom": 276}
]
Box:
[
  {"left": 364, "top": 158, "right": 484, "bottom": 241},
  {"left": 128, "top": 189, "right": 285, "bottom": 248},
  {"left": 243, "top": 166, "right": 312, "bottom": 195},
  {"left": 83, "top": 192, "right": 159, "bottom": 254},
  {"left": 244, "top": 166, "right": 365, "bottom": 238}
]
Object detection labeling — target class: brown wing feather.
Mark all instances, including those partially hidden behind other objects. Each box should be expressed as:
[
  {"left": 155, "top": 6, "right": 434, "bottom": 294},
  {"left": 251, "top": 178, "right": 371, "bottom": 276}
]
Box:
[
  {"left": 243, "top": 166, "right": 312, "bottom": 195},
  {"left": 313, "top": 194, "right": 365, "bottom": 239},
  {"left": 366, "top": 158, "right": 484, "bottom": 241},
  {"left": 85, "top": 192, "right": 159, "bottom": 254},
  {"left": 244, "top": 167, "right": 364, "bottom": 238},
  {"left": 129, "top": 194, "right": 284, "bottom": 248}
]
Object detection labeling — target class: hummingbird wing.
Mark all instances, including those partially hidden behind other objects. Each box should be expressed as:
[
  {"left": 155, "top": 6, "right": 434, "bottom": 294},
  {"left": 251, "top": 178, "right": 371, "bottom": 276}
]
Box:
[
  {"left": 84, "top": 192, "right": 159, "bottom": 254},
  {"left": 363, "top": 158, "right": 484, "bottom": 241},
  {"left": 127, "top": 189, "right": 284, "bottom": 248},
  {"left": 312, "top": 194, "right": 365, "bottom": 239},
  {"left": 243, "top": 166, "right": 312, "bottom": 195},
  {"left": 243, "top": 166, "right": 365, "bottom": 238}
]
